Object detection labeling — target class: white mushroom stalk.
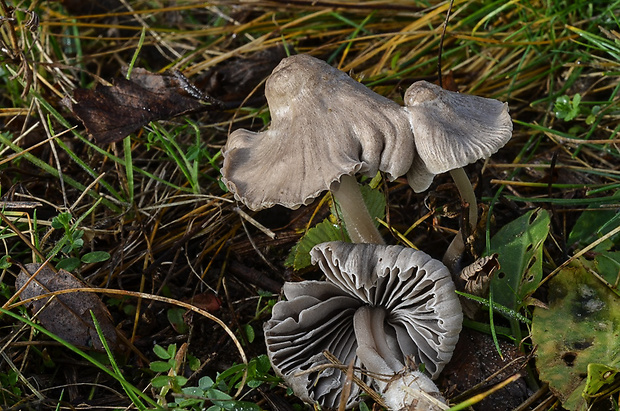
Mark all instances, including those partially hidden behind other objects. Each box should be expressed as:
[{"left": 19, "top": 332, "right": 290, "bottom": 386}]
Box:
[
  {"left": 222, "top": 55, "right": 415, "bottom": 244},
  {"left": 264, "top": 242, "right": 463, "bottom": 409},
  {"left": 332, "top": 175, "right": 384, "bottom": 244},
  {"left": 403, "top": 80, "right": 513, "bottom": 271},
  {"left": 353, "top": 307, "right": 448, "bottom": 411}
]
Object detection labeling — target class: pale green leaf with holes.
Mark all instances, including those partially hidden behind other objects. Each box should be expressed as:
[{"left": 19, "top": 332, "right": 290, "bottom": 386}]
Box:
[
  {"left": 531, "top": 258, "right": 620, "bottom": 410},
  {"left": 489, "top": 208, "right": 550, "bottom": 311}
]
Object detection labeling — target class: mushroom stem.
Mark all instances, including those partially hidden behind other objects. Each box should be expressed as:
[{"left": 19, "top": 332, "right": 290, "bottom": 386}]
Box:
[
  {"left": 353, "top": 306, "right": 447, "bottom": 411},
  {"left": 332, "top": 175, "right": 385, "bottom": 244},
  {"left": 353, "top": 306, "right": 403, "bottom": 373},
  {"left": 448, "top": 168, "right": 477, "bottom": 231},
  {"left": 443, "top": 168, "right": 477, "bottom": 275}
]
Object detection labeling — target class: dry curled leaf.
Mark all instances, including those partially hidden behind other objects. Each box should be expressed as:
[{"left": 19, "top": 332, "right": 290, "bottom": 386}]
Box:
[
  {"left": 16, "top": 263, "right": 119, "bottom": 351},
  {"left": 67, "top": 68, "right": 223, "bottom": 144},
  {"left": 460, "top": 254, "right": 499, "bottom": 295},
  {"left": 458, "top": 254, "right": 500, "bottom": 319}
]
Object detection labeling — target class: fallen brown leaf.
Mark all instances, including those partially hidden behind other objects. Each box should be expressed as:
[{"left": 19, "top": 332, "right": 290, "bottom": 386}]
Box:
[
  {"left": 67, "top": 68, "right": 223, "bottom": 144},
  {"left": 16, "top": 263, "right": 119, "bottom": 351}
]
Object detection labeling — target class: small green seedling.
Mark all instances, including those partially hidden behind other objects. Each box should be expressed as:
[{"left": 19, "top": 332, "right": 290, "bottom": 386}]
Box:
[{"left": 51, "top": 211, "right": 110, "bottom": 271}]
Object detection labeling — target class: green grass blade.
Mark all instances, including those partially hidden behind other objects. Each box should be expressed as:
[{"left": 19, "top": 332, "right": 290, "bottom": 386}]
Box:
[{"left": 90, "top": 311, "right": 146, "bottom": 410}]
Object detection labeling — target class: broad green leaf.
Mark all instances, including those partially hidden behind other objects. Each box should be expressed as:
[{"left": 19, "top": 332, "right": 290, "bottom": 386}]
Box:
[
  {"left": 489, "top": 208, "right": 550, "bottom": 310},
  {"left": 568, "top": 206, "right": 620, "bottom": 249},
  {"left": 568, "top": 192, "right": 620, "bottom": 296},
  {"left": 206, "top": 387, "right": 233, "bottom": 407},
  {"left": 199, "top": 376, "right": 215, "bottom": 390},
  {"left": 531, "top": 257, "right": 620, "bottom": 411},
  {"left": 255, "top": 354, "right": 271, "bottom": 374}
]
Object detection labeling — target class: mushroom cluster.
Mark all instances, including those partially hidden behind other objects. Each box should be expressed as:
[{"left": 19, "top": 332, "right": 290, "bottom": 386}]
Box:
[
  {"left": 221, "top": 54, "right": 513, "bottom": 409},
  {"left": 222, "top": 54, "right": 512, "bottom": 244},
  {"left": 265, "top": 242, "right": 462, "bottom": 410}
]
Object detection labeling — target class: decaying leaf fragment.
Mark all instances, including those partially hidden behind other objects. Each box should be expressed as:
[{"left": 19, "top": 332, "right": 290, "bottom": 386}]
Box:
[
  {"left": 531, "top": 257, "right": 620, "bottom": 410},
  {"left": 67, "top": 68, "right": 223, "bottom": 144},
  {"left": 16, "top": 263, "right": 119, "bottom": 351},
  {"left": 458, "top": 254, "right": 500, "bottom": 318}
]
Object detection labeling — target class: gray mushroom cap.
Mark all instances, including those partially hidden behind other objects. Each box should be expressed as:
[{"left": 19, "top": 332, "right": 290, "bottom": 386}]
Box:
[
  {"left": 264, "top": 241, "right": 463, "bottom": 408},
  {"left": 221, "top": 54, "right": 414, "bottom": 211},
  {"left": 404, "top": 80, "right": 513, "bottom": 193}
]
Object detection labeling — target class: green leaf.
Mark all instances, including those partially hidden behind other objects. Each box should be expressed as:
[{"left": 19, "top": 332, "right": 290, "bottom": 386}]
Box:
[
  {"left": 81, "top": 251, "right": 111, "bottom": 264},
  {"left": 153, "top": 344, "right": 171, "bottom": 360},
  {"left": 206, "top": 387, "right": 233, "bottom": 407},
  {"left": 167, "top": 307, "right": 189, "bottom": 334},
  {"left": 489, "top": 208, "right": 550, "bottom": 311},
  {"left": 255, "top": 354, "right": 271, "bottom": 375},
  {"left": 582, "top": 253, "right": 620, "bottom": 298},
  {"left": 56, "top": 257, "right": 81, "bottom": 272},
  {"left": 167, "top": 343, "right": 177, "bottom": 359},
  {"left": 216, "top": 363, "right": 245, "bottom": 391},
  {"left": 151, "top": 375, "right": 173, "bottom": 388},
  {"left": 568, "top": 204, "right": 620, "bottom": 249},
  {"left": 567, "top": 192, "right": 620, "bottom": 296},
  {"left": 181, "top": 386, "right": 204, "bottom": 397},
  {"left": 150, "top": 360, "right": 172, "bottom": 373},
  {"left": 584, "top": 363, "right": 620, "bottom": 399},
  {"left": 52, "top": 212, "right": 71, "bottom": 229},
  {"left": 287, "top": 219, "right": 348, "bottom": 270},
  {"left": 531, "top": 257, "right": 620, "bottom": 410},
  {"left": 199, "top": 376, "right": 215, "bottom": 390},
  {"left": 176, "top": 386, "right": 205, "bottom": 406},
  {"left": 188, "top": 354, "right": 201, "bottom": 371},
  {"left": 0, "top": 255, "right": 12, "bottom": 269},
  {"left": 242, "top": 324, "right": 255, "bottom": 343}
]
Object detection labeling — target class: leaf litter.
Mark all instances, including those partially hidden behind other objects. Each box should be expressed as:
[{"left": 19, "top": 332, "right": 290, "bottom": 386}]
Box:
[{"left": 66, "top": 68, "right": 224, "bottom": 144}]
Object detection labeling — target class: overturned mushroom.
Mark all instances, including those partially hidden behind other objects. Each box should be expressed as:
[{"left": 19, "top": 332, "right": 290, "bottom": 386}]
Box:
[
  {"left": 403, "top": 81, "right": 513, "bottom": 270},
  {"left": 264, "top": 241, "right": 462, "bottom": 409},
  {"left": 222, "top": 55, "right": 415, "bottom": 244}
]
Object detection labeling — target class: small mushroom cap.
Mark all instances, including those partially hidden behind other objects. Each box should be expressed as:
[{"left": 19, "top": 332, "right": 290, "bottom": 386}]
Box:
[
  {"left": 221, "top": 54, "right": 414, "bottom": 211},
  {"left": 404, "top": 80, "right": 513, "bottom": 192},
  {"left": 264, "top": 242, "right": 462, "bottom": 409}
]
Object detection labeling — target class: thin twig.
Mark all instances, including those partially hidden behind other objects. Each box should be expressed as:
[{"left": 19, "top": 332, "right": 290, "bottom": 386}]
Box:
[{"left": 437, "top": 0, "right": 455, "bottom": 87}]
